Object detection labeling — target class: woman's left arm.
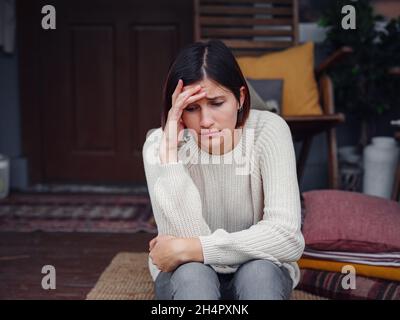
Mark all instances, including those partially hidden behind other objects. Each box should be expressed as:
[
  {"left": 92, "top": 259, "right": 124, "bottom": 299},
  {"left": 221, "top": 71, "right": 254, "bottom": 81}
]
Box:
[{"left": 197, "top": 115, "right": 305, "bottom": 267}]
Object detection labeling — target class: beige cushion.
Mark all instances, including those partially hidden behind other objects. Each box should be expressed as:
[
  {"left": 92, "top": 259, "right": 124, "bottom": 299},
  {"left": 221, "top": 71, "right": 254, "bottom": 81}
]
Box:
[{"left": 237, "top": 42, "right": 322, "bottom": 116}]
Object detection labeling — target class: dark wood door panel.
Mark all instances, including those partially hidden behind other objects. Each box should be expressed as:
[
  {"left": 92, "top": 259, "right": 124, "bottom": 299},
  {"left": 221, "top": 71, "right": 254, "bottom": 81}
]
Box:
[
  {"left": 18, "top": 0, "right": 194, "bottom": 184},
  {"left": 130, "top": 25, "right": 179, "bottom": 155}
]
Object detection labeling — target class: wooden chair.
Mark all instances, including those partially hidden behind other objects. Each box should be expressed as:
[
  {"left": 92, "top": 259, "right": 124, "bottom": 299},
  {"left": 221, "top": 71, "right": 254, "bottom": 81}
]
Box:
[
  {"left": 390, "top": 67, "right": 400, "bottom": 201},
  {"left": 392, "top": 130, "right": 400, "bottom": 201},
  {"left": 194, "top": 0, "right": 348, "bottom": 189}
]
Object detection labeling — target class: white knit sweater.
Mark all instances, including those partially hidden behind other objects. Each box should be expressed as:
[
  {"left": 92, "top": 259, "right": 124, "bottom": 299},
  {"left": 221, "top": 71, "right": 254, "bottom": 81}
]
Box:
[{"left": 142, "top": 109, "right": 305, "bottom": 289}]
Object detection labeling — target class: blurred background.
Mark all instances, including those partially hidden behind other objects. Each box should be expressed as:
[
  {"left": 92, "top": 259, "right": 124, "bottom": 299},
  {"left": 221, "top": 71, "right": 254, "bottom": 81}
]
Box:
[{"left": 0, "top": 0, "right": 399, "bottom": 193}]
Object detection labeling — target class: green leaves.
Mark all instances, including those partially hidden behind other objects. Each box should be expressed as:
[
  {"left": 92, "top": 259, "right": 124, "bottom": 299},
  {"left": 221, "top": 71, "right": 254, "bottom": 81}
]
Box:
[{"left": 320, "top": 0, "right": 400, "bottom": 119}]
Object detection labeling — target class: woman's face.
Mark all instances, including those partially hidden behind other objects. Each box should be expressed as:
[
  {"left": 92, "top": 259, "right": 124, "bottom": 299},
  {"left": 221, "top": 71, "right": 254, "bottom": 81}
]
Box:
[{"left": 181, "top": 77, "right": 245, "bottom": 155}]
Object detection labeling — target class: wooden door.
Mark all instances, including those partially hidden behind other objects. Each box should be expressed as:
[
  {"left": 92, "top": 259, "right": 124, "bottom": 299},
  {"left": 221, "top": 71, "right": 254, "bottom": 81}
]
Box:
[{"left": 18, "top": 0, "right": 193, "bottom": 184}]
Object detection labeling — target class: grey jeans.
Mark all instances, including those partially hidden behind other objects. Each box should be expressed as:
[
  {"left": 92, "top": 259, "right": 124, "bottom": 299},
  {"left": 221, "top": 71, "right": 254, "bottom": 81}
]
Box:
[{"left": 154, "top": 259, "right": 293, "bottom": 300}]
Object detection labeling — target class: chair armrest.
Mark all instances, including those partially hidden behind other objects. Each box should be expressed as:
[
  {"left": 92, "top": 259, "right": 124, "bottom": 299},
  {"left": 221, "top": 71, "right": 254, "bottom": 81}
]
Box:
[{"left": 315, "top": 46, "right": 353, "bottom": 77}]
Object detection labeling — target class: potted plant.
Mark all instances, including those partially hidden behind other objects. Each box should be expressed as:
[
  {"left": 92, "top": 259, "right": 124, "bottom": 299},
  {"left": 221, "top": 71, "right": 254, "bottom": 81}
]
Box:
[{"left": 319, "top": 0, "right": 400, "bottom": 197}]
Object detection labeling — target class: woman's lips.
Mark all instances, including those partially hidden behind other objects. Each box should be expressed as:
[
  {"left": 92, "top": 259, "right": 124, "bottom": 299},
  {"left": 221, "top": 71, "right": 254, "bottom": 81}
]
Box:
[{"left": 200, "top": 130, "right": 222, "bottom": 137}]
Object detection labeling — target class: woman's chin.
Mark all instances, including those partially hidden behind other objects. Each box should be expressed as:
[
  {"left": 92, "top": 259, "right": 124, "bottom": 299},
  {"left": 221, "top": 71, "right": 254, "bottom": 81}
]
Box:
[
  {"left": 200, "top": 140, "right": 228, "bottom": 155},
  {"left": 197, "top": 132, "right": 237, "bottom": 155}
]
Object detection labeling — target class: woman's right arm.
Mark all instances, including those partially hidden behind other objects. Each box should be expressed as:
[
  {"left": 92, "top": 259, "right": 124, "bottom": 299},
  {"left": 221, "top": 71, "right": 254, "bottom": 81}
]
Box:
[
  {"left": 143, "top": 80, "right": 239, "bottom": 273},
  {"left": 143, "top": 129, "right": 211, "bottom": 238},
  {"left": 144, "top": 129, "right": 242, "bottom": 273},
  {"left": 143, "top": 79, "right": 213, "bottom": 237}
]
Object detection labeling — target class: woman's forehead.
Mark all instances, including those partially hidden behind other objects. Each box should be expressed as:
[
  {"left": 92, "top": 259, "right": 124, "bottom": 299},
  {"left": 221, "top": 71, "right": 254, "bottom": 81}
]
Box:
[{"left": 183, "top": 79, "right": 230, "bottom": 97}]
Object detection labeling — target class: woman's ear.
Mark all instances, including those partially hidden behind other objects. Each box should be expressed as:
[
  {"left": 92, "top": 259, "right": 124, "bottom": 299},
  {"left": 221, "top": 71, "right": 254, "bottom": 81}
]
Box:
[{"left": 239, "top": 86, "right": 246, "bottom": 107}]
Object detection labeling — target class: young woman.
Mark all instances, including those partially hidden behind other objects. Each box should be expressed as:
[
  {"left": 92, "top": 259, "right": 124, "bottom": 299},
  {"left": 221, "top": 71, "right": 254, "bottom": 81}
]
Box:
[{"left": 142, "top": 39, "right": 305, "bottom": 300}]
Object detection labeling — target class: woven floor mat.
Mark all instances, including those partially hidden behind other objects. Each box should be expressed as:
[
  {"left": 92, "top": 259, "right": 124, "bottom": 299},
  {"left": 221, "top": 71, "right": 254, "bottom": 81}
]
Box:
[
  {"left": 86, "top": 252, "right": 328, "bottom": 300},
  {"left": 0, "top": 193, "right": 157, "bottom": 233}
]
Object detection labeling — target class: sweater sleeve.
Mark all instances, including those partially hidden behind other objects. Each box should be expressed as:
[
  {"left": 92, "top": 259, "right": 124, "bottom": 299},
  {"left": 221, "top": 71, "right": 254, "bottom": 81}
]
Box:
[
  {"left": 198, "top": 116, "right": 305, "bottom": 267},
  {"left": 142, "top": 128, "right": 211, "bottom": 238}
]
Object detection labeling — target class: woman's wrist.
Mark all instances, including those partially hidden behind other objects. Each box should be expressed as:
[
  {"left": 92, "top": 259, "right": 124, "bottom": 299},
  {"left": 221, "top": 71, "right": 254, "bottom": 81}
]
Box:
[{"left": 178, "top": 237, "right": 204, "bottom": 264}]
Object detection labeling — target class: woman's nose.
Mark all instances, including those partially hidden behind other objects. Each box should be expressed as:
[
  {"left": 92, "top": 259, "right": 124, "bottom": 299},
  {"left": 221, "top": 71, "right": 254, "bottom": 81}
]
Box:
[{"left": 199, "top": 108, "right": 214, "bottom": 128}]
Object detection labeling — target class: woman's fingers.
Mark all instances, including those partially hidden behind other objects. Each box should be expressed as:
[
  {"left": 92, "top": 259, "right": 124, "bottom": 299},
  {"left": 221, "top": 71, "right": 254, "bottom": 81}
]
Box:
[
  {"left": 149, "top": 237, "right": 157, "bottom": 251},
  {"left": 171, "top": 79, "right": 184, "bottom": 105},
  {"left": 160, "top": 81, "right": 204, "bottom": 164},
  {"left": 169, "top": 86, "right": 204, "bottom": 120},
  {"left": 185, "top": 91, "right": 207, "bottom": 106},
  {"left": 159, "top": 234, "right": 176, "bottom": 241},
  {"left": 169, "top": 81, "right": 204, "bottom": 124},
  {"left": 174, "top": 85, "right": 203, "bottom": 109},
  {"left": 149, "top": 235, "right": 177, "bottom": 251}
]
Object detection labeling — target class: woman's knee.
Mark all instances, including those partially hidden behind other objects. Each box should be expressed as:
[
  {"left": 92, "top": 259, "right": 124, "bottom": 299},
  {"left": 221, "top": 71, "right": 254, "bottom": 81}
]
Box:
[
  {"left": 170, "top": 262, "right": 220, "bottom": 300},
  {"left": 237, "top": 260, "right": 281, "bottom": 280},
  {"left": 233, "top": 260, "right": 292, "bottom": 300},
  {"left": 171, "top": 262, "right": 216, "bottom": 284}
]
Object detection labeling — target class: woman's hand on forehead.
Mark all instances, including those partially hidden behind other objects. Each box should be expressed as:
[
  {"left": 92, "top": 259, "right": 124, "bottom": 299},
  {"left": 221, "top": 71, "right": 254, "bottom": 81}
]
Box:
[{"left": 182, "top": 83, "right": 204, "bottom": 92}]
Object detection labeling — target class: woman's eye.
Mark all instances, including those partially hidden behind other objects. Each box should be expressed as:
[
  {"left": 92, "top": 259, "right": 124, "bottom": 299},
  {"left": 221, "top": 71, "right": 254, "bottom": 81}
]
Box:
[
  {"left": 212, "top": 102, "right": 223, "bottom": 107},
  {"left": 185, "top": 106, "right": 198, "bottom": 112}
]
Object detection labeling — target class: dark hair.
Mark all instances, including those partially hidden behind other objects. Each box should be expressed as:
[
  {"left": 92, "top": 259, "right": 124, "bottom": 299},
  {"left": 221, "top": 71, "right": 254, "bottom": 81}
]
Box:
[{"left": 161, "top": 39, "right": 250, "bottom": 130}]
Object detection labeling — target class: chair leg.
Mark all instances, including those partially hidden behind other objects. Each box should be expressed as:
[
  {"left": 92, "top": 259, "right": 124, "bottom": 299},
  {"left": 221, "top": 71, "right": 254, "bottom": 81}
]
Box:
[
  {"left": 297, "top": 136, "right": 313, "bottom": 185},
  {"left": 391, "top": 157, "right": 400, "bottom": 201},
  {"left": 327, "top": 127, "right": 339, "bottom": 189}
]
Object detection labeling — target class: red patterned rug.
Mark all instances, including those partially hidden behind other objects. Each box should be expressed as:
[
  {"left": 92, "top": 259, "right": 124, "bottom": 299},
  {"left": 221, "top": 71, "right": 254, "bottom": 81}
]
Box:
[{"left": 0, "top": 193, "right": 157, "bottom": 233}]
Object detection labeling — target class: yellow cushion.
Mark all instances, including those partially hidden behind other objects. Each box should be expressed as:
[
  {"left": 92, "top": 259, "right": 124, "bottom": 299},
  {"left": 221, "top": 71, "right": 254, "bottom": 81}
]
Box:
[
  {"left": 298, "top": 258, "right": 400, "bottom": 282},
  {"left": 237, "top": 42, "right": 322, "bottom": 116}
]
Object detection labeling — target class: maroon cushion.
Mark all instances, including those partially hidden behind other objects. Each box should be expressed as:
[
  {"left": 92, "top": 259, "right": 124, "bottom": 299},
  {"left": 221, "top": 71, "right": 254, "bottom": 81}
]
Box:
[{"left": 302, "top": 190, "right": 400, "bottom": 253}]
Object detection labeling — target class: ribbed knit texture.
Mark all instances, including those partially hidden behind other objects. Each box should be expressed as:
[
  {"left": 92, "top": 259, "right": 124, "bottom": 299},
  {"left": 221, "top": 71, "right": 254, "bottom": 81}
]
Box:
[{"left": 142, "top": 109, "right": 305, "bottom": 289}]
